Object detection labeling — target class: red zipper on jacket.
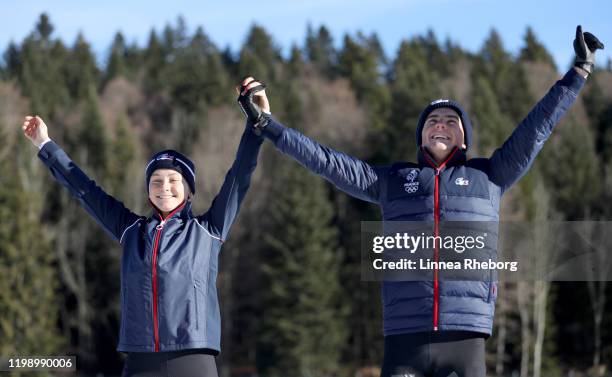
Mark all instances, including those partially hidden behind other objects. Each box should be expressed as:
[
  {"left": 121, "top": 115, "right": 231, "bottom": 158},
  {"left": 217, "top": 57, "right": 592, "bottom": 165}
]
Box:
[
  {"left": 422, "top": 147, "right": 458, "bottom": 331},
  {"left": 150, "top": 201, "right": 185, "bottom": 352}
]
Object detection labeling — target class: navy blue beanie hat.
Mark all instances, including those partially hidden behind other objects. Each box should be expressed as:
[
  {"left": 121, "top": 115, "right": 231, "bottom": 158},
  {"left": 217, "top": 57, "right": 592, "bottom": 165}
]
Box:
[
  {"left": 416, "top": 99, "right": 473, "bottom": 150},
  {"left": 145, "top": 150, "right": 196, "bottom": 194}
]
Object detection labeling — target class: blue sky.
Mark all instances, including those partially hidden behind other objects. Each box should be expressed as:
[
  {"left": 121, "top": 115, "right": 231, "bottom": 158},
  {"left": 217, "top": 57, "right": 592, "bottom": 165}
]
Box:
[{"left": 2, "top": 0, "right": 611, "bottom": 71}]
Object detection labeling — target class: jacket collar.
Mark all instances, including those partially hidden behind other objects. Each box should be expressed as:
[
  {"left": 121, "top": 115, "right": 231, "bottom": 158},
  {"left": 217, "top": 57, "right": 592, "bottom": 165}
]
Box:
[
  {"left": 417, "top": 146, "right": 466, "bottom": 171},
  {"left": 148, "top": 200, "right": 193, "bottom": 222}
]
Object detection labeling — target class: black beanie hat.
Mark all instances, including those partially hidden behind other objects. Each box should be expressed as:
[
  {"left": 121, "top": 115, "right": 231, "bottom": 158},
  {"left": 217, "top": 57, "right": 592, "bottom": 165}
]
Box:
[
  {"left": 145, "top": 150, "right": 196, "bottom": 194},
  {"left": 416, "top": 99, "right": 473, "bottom": 150}
]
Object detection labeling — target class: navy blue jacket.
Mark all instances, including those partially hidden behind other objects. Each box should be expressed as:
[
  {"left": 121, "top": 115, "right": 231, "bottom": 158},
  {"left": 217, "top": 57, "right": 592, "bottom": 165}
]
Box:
[
  {"left": 261, "top": 69, "right": 585, "bottom": 336},
  {"left": 38, "top": 126, "right": 263, "bottom": 352}
]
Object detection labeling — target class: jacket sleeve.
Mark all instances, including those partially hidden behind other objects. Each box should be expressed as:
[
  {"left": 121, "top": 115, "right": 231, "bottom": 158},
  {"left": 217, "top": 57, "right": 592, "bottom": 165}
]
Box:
[
  {"left": 38, "top": 141, "right": 142, "bottom": 243},
  {"left": 261, "top": 118, "right": 381, "bottom": 203},
  {"left": 200, "top": 125, "right": 264, "bottom": 242},
  {"left": 489, "top": 69, "right": 586, "bottom": 193}
]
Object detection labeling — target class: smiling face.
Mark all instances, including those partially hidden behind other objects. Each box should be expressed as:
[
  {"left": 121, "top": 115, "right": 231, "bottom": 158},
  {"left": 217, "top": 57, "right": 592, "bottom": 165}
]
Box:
[
  {"left": 148, "top": 169, "right": 187, "bottom": 216},
  {"left": 421, "top": 107, "right": 466, "bottom": 163}
]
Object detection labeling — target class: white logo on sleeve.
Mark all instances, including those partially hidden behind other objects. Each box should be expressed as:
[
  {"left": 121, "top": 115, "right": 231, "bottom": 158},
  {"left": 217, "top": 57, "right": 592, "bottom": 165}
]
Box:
[
  {"left": 404, "top": 169, "right": 420, "bottom": 193},
  {"left": 455, "top": 177, "right": 469, "bottom": 186}
]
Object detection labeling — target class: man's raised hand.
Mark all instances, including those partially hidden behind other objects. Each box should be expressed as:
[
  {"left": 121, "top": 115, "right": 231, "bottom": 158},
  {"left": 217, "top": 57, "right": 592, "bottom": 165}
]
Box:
[
  {"left": 236, "top": 77, "right": 270, "bottom": 128},
  {"left": 22, "top": 115, "right": 50, "bottom": 148},
  {"left": 574, "top": 25, "right": 604, "bottom": 75}
]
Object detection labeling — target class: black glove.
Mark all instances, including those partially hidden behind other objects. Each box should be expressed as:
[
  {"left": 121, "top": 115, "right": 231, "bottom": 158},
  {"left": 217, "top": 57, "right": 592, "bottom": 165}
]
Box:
[
  {"left": 573, "top": 25, "right": 604, "bottom": 74},
  {"left": 237, "top": 81, "right": 269, "bottom": 130}
]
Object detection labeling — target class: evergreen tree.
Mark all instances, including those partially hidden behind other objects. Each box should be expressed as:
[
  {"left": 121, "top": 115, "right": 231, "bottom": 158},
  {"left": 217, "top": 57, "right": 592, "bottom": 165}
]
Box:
[
  {"left": 288, "top": 44, "right": 305, "bottom": 77},
  {"left": 103, "top": 32, "right": 128, "bottom": 86},
  {"left": 443, "top": 37, "right": 466, "bottom": 66},
  {"left": 475, "top": 29, "right": 534, "bottom": 122},
  {"left": 238, "top": 25, "right": 282, "bottom": 82},
  {"left": 519, "top": 27, "right": 557, "bottom": 69},
  {"left": 162, "top": 25, "right": 230, "bottom": 111},
  {"left": 18, "top": 14, "right": 70, "bottom": 117},
  {"left": 191, "top": 27, "right": 231, "bottom": 106},
  {"left": 190, "top": 26, "right": 215, "bottom": 55},
  {"left": 259, "top": 162, "right": 347, "bottom": 377},
  {"left": 541, "top": 120, "right": 601, "bottom": 219},
  {"left": 278, "top": 79, "right": 304, "bottom": 129},
  {"left": 63, "top": 33, "right": 100, "bottom": 101},
  {"left": 123, "top": 41, "right": 142, "bottom": 79},
  {"left": 169, "top": 107, "right": 206, "bottom": 155},
  {"left": 143, "top": 29, "right": 166, "bottom": 93},
  {"left": 107, "top": 114, "right": 138, "bottom": 195},
  {"left": 582, "top": 74, "right": 607, "bottom": 123},
  {"left": 385, "top": 38, "right": 440, "bottom": 161},
  {"left": 333, "top": 195, "right": 384, "bottom": 369},
  {"left": 470, "top": 75, "right": 514, "bottom": 155},
  {"left": 161, "top": 16, "right": 189, "bottom": 57},
  {"left": 165, "top": 39, "right": 209, "bottom": 111},
  {"left": 3, "top": 41, "right": 21, "bottom": 80},
  {"left": 221, "top": 45, "right": 239, "bottom": 80},
  {"left": 34, "top": 13, "right": 54, "bottom": 44},
  {"left": 305, "top": 24, "right": 337, "bottom": 78},
  {"left": 77, "top": 85, "right": 108, "bottom": 173},
  {"left": 417, "top": 29, "right": 452, "bottom": 77},
  {"left": 582, "top": 74, "right": 612, "bottom": 163},
  {"left": 0, "top": 133, "right": 64, "bottom": 356},
  {"left": 172, "top": 16, "right": 190, "bottom": 50},
  {"left": 337, "top": 32, "right": 391, "bottom": 142},
  {"left": 337, "top": 32, "right": 383, "bottom": 102}
]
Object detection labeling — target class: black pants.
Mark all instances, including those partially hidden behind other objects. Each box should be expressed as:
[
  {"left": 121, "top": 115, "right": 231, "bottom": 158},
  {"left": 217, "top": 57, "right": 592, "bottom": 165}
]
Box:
[
  {"left": 122, "top": 349, "right": 218, "bottom": 377},
  {"left": 380, "top": 331, "right": 486, "bottom": 377}
]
